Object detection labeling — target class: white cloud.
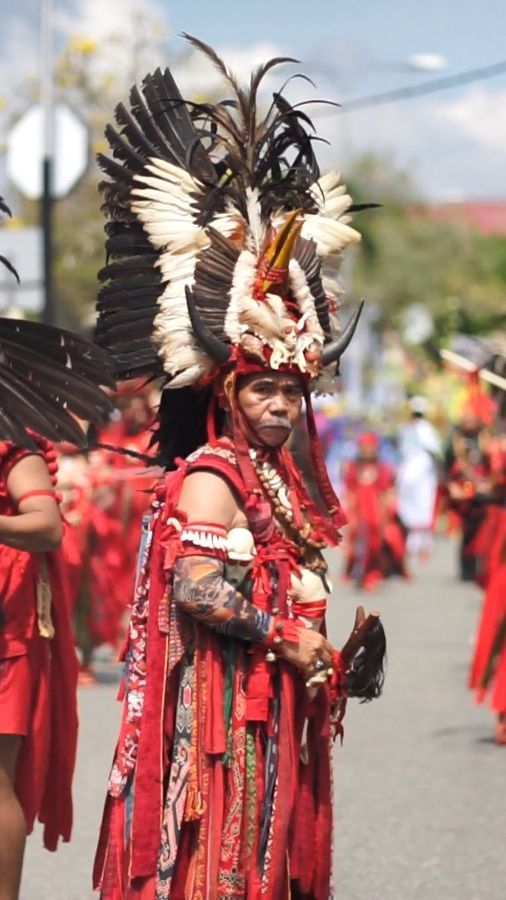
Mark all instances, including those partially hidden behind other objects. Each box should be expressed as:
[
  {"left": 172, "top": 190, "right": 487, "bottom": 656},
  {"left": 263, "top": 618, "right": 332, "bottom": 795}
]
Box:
[
  {"left": 174, "top": 41, "right": 287, "bottom": 97},
  {"left": 55, "top": 0, "right": 168, "bottom": 46},
  {"left": 301, "top": 82, "right": 506, "bottom": 200},
  {"left": 433, "top": 86, "right": 506, "bottom": 156}
]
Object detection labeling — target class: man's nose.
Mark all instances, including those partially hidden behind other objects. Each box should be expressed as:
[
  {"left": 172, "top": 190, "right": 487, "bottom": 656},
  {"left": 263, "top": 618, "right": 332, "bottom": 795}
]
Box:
[{"left": 269, "top": 391, "right": 289, "bottom": 413}]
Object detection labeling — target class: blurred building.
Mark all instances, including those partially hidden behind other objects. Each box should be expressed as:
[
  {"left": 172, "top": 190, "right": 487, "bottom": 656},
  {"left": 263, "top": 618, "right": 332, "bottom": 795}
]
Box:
[{"left": 425, "top": 201, "right": 506, "bottom": 236}]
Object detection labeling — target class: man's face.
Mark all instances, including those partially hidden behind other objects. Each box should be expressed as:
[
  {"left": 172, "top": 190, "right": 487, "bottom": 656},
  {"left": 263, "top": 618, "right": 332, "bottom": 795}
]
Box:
[
  {"left": 236, "top": 372, "right": 303, "bottom": 447},
  {"left": 460, "top": 413, "right": 480, "bottom": 435},
  {"left": 359, "top": 443, "right": 378, "bottom": 462},
  {"left": 120, "top": 395, "right": 150, "bottom": 433}
]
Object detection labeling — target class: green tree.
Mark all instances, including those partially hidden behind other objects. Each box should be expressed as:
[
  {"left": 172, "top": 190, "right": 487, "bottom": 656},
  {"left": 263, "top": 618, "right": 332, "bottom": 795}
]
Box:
[{"left": 346, "top": 153, "right": 506, "bottom": 343}]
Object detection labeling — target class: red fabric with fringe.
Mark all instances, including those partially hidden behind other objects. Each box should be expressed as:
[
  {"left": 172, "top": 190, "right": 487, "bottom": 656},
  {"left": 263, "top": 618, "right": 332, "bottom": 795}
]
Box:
[
  {"left": 343, "top": 459, "right": 405, "bottom": 586},
  {"left": 15, "top": 543, "right": 79, "bottom": 850},
  {"left": 94, "top": 440, "right": 339, "bottom": 899},
  {"left": 469, "top": 510, "right": 506, "bottom": 713},
  {"left": 0, "top": 438, "right": 78, "bottom": 850}
]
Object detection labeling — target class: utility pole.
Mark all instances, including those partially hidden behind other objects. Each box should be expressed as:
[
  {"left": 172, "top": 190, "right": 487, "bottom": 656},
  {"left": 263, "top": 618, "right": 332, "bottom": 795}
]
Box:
[{"left": 41, "top": 0, "right": 54, "bottom": 325}]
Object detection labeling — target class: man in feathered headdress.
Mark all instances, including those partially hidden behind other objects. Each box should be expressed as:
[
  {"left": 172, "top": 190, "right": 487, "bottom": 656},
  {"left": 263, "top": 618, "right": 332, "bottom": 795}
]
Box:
[{"left": 93, "top": 37, "right": 385, "bottom": 899}]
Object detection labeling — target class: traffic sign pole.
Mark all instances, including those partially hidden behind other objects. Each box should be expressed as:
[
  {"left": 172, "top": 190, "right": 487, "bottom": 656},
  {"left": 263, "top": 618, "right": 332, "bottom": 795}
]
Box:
[
  {"left": 41, "top": 157, "right": 54, "bottom": 325},
  {"left": 41, "top": 0, "right": 54, "bottom": 326},
  {"left": 6, "top": 1, "right": 88, "bottom": 325}
]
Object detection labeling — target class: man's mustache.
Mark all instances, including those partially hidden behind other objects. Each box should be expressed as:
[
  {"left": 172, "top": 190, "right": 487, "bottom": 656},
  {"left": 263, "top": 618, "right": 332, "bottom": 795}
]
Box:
[{"left": 258, "top": 417, "right": 292, "bottom": 430}]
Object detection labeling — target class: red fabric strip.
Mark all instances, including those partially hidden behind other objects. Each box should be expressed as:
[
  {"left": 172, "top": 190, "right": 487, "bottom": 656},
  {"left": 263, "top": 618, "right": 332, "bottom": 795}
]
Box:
[{"left": 16, "top": 488, "right": 56, "bottom": 506}]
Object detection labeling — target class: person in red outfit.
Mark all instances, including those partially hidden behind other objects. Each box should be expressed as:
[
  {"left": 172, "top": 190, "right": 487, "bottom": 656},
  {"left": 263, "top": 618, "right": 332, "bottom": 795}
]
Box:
[
  {"left": 93, "top": 383, "right": 155, "bottom": 645},
  {"left": 74, "top": 386, "right": 156, "bottom": 683},
  {"left": 0, "top": 436, "right": 78, "bottom": 899},
  {"left": 469, "top": 508, "right": 506, "bottom": 744},
  {"left": 343, "top": 432, "right": 407, "bottom": 590},
  {"left": 445, "top": 413, "right": 505, "bottom": 583},
  {"left": 56, "top": 444, "right": 97, "bottom": 683}
]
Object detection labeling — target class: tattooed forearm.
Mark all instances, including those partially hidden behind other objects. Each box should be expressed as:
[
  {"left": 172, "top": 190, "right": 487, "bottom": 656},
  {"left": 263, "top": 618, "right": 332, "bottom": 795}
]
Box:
[{"left": 173, "top": 555, "right": 271, "bottom": 643}]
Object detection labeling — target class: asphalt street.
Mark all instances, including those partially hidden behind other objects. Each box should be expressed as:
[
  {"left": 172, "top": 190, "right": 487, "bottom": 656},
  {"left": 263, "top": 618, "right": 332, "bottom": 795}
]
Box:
[{"left": 21, "top": 536, "right": 505, "bottom": 900}]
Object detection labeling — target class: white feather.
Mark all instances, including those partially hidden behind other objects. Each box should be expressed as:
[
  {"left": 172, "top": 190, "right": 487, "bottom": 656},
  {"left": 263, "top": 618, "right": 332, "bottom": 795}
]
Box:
[
  {"left": 239, "top": 292, "right": 293, "bottom": 346},
  {"left": 143, "top": 157, "right": 202, "bottom": 189},
  {"left": 301, "top": 217, "right": 360, "bottom": 257},
  {"left": 224, "top": 250, "right": 257, "bottom": 343},
  {"left": 303, "top": 171, "right": 361, "bottom": 259},
  {"left": 245, "top": 187, "right": 265, "bottom": 254}
]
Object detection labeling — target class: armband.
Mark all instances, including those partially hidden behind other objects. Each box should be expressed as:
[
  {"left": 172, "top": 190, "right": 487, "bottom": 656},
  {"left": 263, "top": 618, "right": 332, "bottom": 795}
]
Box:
[
  {"left": 180, "top": 521, "right": 228, "bottom": 556},
  {"left": 262, "top": 615, "right": 304, "bottom": 661},
  {"left": 16, "top": 489, "right": 56, "bottom": 507}
]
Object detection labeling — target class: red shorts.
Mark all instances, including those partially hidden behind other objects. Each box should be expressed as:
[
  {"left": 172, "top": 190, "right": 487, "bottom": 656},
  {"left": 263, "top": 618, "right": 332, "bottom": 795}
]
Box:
[
  {"left": 0, "top": 654, "right": 31, "bottom": 735},
  {"left": 0, "top": 638, "right": 48, "bottom": 736}
]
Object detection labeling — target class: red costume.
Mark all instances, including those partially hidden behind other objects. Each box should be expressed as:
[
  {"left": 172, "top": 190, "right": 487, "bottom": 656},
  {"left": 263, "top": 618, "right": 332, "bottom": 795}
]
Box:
[
  {"left": 343, "top": 435, "right": 406, "bottom": 589},
  {"left": 57, "top": 410, "right": 156, "bottom": 661},
  {"left": 92, "top": 37, "right": 386, "bottom": 898},
  {"left": 87, "top": 410, "right": 154, "bottom": 650},
  {"left": 468, "top": 509, "right": 506, "bottom": 739},
  {"left": 94, "top": 439, "right": 347, "bottom": 899},
  {"left": 0, "top": 437, "right": 78, "bottom": 850}
]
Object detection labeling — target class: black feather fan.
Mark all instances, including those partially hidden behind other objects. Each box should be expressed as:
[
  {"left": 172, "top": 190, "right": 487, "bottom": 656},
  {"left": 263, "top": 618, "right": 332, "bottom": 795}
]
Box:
[{"left": 0, "top": 196, "right": 115, "bottom": 448}]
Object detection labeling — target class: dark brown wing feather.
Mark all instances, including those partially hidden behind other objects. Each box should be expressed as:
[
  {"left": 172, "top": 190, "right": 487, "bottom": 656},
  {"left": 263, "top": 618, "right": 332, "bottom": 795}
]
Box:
[
  {"left": 0, "top": 197, "right": 114, "bottom": 447},
  {"left": 0, "top": 320, "right": 114, "bottom": 447},
  {"left": 293, "top": 235, "right": 330, "bottom": 335},
  {"left": 96, "top": 61, "right": 219, "bottom": 379}
]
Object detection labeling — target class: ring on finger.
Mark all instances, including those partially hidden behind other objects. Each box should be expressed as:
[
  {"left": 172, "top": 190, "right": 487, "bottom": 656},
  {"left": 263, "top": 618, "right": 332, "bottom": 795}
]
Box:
[{"left": 314, "top": 658, "right": 325, "bottom": 671}]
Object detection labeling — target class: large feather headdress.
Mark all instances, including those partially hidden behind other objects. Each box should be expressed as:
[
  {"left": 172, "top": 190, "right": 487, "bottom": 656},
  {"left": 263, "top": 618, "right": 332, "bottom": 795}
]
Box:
[{"left": 96, "top": 34, "right": 364, "bottom": 392}]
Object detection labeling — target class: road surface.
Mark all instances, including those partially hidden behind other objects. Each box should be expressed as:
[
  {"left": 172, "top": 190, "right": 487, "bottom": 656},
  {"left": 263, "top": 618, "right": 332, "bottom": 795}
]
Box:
[{"left": 21, "top": 536, "right": 505, "bottom": 899}]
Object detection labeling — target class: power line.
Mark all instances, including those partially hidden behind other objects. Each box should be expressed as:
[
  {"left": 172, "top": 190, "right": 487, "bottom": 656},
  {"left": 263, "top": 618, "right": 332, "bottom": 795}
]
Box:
[{"left": 335, "top": 59, "right": 506, "bottom": 114}]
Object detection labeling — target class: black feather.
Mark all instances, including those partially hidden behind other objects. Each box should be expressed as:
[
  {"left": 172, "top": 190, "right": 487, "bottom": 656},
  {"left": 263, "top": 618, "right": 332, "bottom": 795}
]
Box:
[
  {"left": 0, "top": 255, "right": 20, "bottom": 283},
  {"left": 96, "top": 37, "right": 361, "bottom": 382},
  {"left": 293, "top": 235, "right": 330, "bottom": 334},
  {"left": 0, "top": 196, "right": 12, "bottom": 217}
]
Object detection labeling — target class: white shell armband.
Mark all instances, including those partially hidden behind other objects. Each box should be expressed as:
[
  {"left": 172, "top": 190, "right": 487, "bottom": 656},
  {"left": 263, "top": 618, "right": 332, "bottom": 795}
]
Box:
[
  {"left": 226, "top": 527, "right": 256, "bottom": 562},
  {"left": 225, "top": 527, "right": 256, "bottom": 587},
  {"left": 180, "top": 523, "right": 228, "bottom": 553}
]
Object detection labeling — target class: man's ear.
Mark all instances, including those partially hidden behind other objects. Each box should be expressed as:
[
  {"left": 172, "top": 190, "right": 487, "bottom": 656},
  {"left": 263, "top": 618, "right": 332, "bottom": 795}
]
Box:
[
  {"left": 217, "top": 388, "right": 228, "bottom": 411},
  {"left": 219, "top": 372, "right": 235, "bottom": 411}
]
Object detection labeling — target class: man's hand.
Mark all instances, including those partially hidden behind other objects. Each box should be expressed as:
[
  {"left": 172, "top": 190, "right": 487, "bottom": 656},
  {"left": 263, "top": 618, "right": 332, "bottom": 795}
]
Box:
[{"left": 277, "top": 627, "right": 334, "bottom": 678}]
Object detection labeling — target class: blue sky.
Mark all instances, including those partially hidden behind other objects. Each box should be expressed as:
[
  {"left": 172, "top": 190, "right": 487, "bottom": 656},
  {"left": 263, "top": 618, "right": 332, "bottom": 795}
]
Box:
[
  {"left": 164, "top": 0, "right": 504, "bottom": 73},
  {"left": 2, "top": 0, "right": 506, "bottom": 199}
]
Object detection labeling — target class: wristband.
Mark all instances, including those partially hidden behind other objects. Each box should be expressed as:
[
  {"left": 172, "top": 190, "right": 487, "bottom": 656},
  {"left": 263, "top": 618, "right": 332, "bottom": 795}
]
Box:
[{"left": 263, "top": 615, "right": 304, "bottom": 662}]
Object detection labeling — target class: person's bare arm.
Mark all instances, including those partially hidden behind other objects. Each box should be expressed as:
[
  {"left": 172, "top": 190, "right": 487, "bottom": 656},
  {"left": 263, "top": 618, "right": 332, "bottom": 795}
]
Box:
[
  {"left": 177, "top": 470, "right": 240, "bottom": 531},
  {"left": 0, "top": 455, "right": 62, "bottom": 552},
  {"left": 174, "top": 470, "right": 334, "bottom": 674}
]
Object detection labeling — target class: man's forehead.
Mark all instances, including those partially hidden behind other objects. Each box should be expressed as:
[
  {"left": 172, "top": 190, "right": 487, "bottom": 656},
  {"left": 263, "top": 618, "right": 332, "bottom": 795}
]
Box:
[{"left": 241, "top": 372, "right": 303, "bottom": 388}]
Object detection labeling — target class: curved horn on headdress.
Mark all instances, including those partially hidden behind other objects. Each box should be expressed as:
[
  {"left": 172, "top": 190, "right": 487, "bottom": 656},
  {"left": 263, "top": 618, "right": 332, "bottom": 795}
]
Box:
[
  {"left": 185, "top": 286, "right": 232, "bottom": 364},
  {"left": 261, "top": 209, "right": 303, "bottom": 296},
  {"left": 321, "top": 299, "right": 365, "bottom": 368}
]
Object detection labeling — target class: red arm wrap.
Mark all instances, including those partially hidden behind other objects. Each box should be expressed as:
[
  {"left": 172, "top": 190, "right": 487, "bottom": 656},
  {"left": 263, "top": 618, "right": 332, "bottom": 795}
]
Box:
[{"left": 16, "top": 488, "right": 56, "bottom": 506}]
